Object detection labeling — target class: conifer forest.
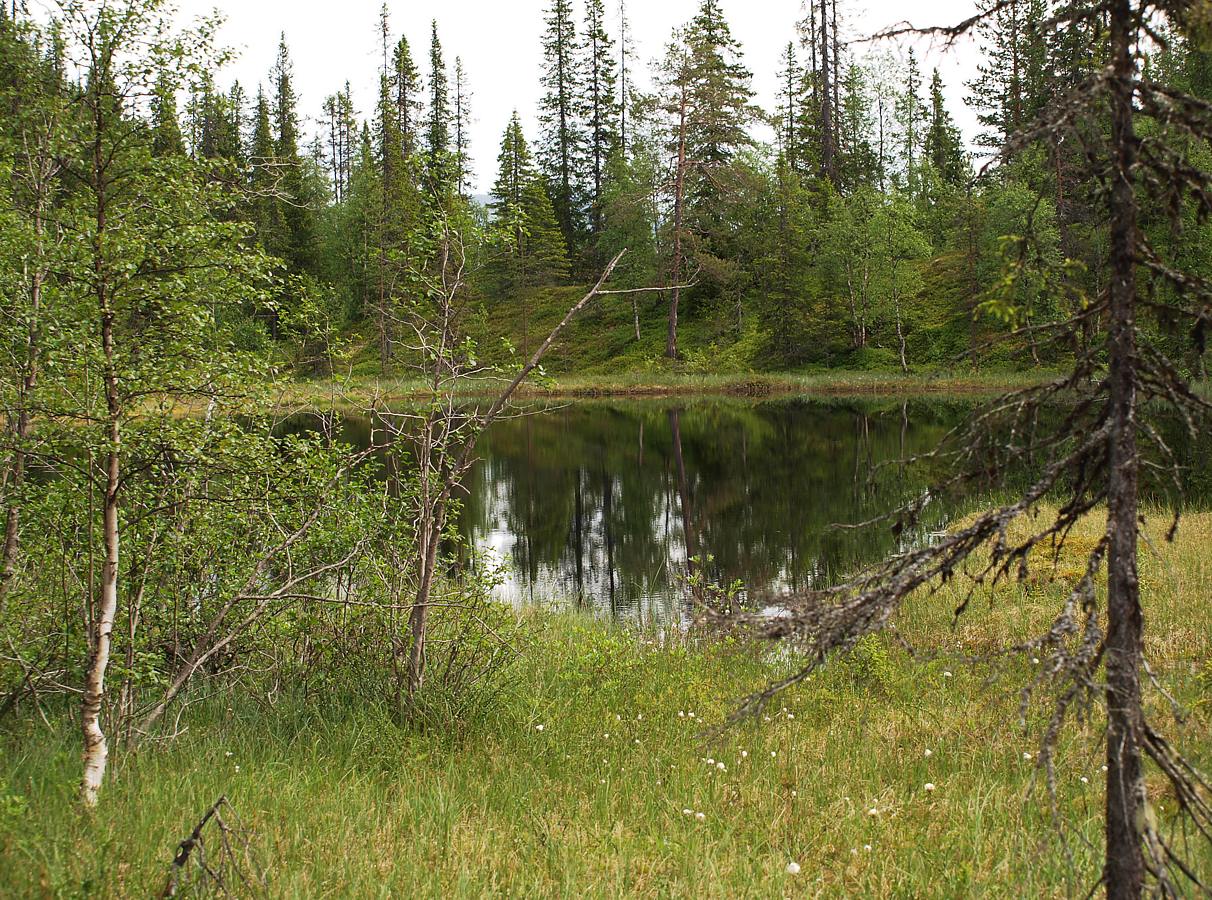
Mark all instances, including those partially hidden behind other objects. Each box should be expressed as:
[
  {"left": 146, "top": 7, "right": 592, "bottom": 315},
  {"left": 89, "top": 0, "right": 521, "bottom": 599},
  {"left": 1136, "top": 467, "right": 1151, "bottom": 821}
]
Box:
[{"left": 1, "top": 0, "right": 1211, "bottom": 896}]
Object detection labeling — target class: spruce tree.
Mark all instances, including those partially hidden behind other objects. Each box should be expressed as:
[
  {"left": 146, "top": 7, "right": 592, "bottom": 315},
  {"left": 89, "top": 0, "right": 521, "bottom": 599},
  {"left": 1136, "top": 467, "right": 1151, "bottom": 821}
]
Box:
[
  {"left": 966, "top": 0, "right": 1049, "bottom": 151},
  {"left": 452, "top": 56, "right": 473, "bottom": 198},
  {"left": 491, "top": 112, "right": 569, "bottom": 289},
  {"left": 838, "top": 62, "right": 878, "bottom": 192},
  {"left": 150, "top": 71, "right": 184, "bottom": 157},
  {"left": 581, "top": 0, "right": 620, "bottom": 246},
  {"left": 321, "top": 84, "right": 356, "bottom": 202},
  {"left": 425, "top": 21, "right": 450, "bottom": 164},
  {"left": 923, "top": 69, "right": 966, "bottom": 186},
  {"left": 897, "top": 48, "right": 924, "bottom": 195},
  {"left": 271, "top": 35, "right": 318, "bottom": 274},
  {"left": 393, "top": 35, "right": 423, "bottom": 158},
  {"left": 776, "top": 43, "right": 805, "bottom": 172},
  {"left": 681, "top": 0, "right": 753, "bottom": 172},
  {"left": 538, "top": 0, "right": 583, "bottom": 256},
  {"left": 249, "top": 86, "right": 287, "bottom": 268}
]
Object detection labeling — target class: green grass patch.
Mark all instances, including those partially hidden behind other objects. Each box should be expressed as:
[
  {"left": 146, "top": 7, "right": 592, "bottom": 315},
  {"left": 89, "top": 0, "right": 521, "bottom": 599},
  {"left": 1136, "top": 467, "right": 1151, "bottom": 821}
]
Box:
[{"left": 0, "top": 510, "right": 1208, "bottom": 897}]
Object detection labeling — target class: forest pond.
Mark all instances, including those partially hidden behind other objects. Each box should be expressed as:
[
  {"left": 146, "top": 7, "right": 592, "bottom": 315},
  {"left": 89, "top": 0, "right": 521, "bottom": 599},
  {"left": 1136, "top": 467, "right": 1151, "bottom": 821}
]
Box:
[{"left": 294, "top": 397, "right": 1210, "bottom": 624}]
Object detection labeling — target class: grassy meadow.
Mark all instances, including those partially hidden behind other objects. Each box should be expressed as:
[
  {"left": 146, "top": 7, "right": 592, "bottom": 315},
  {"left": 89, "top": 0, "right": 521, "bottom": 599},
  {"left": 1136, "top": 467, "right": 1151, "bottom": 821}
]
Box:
[{"left": 0, "top": 509, "right": 1209, "bottom": 898}]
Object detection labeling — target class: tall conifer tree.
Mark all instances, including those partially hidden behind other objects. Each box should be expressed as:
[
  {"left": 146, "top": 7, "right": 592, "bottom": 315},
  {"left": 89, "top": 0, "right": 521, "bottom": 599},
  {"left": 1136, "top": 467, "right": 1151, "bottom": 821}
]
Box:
[
  {"left": 581, "top": 0, "right": 620, "bottom": 246},
  {"left": 538, "top": 0, "right": 583, "bottom": 255}
]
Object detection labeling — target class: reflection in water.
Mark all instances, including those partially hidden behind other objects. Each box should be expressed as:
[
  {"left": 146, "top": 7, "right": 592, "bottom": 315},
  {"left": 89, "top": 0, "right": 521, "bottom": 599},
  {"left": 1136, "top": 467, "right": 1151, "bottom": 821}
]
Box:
[
  {"left": 458, "top": 399, "right": 964, "bottom": 623},
  {"left": 285, "top": 398, "right": 1209, "bottom": 625}
]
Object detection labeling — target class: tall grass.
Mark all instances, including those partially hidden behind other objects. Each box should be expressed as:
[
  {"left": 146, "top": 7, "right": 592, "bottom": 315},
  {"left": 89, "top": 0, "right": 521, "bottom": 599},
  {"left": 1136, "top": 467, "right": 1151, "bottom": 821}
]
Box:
[{"left": 0, "top": 510, "right": 1208, "bottom": 897}]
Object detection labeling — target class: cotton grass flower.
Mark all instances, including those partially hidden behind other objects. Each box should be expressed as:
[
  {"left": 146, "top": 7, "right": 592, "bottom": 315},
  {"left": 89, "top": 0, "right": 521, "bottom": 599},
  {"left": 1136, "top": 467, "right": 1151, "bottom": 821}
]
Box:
[
  {"left": 786, "top": 861, "right": 801, "bottom": 875},
  {"left": 1080, "top": 776, "right": 1089, "bottom": 784},
  {"left": 683, "top": 808, "right": 693, "bottom": 816},
  {"left": 535, "top": 724, "right": 544, "bottom": 732},
  {"left": 1023, "top": 752, "right": 1033, "bottom": 760},
  {"left": 695, "top": 812, "right": 706, "bottom": 821},
  {"left": 924, "top": 783, "right": 936, "bottom": 792},
  {"left": 716, "top": 762, "right": 726, "bottom": 772},
  {"left": 943, "top": 671, "right": 953, "bottom": 678},
  {"left": 740, "top": 750, "right": 748, "bottom": 759},
  {"left": 923, "top": 748, "right": 933, "bottom": 757},
  {"left": 867, "top": 807, "right": 878, "bottom": 817}
]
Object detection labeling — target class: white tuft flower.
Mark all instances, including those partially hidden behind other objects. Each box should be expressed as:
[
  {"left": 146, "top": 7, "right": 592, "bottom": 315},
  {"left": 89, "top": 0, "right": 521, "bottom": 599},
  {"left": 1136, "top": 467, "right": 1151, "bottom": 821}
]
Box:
[
  {"left": 225, "top": 751, "right": 233, "bottom": 757},
  {"left": 635, "top": 739, "right": 641, "bottom": 745},
  {"left": 850, "top": 848, "right": 858, "bottom": 856},
  {"left": 716, "top": 762, "right": 726, "bottom": 772},
  {"left": 707, "top": 758, "right": 715, "bottom": 766},
  {"left": 600, "top": 778, "right": 606, "bottom": 784},
  {"left": 786, "top": 713, "right": 795, "bottom": 720},
  {"left": 637, "top": 713, "right": 643, "bottom": 721},
  {"left": 1101, "top": 765, "right": 1109, "bottom": 772},
  {"left": 679, "top": 710, "right": 685, "bottom": 718},
  {"left": 868, "top": 807, "right": 878, "bottom": 817},
  {"left": 1023, "top": 752, "right": 1033, "bottom": 760},
  {"left": 771, "top": 751, "right": 777, "bottom": 758},
  {"left": 786, "top": 861, "right": 801, "bottom": 875},
  {"left": 616, "top": 714, "right": 622, "bottom": 721},
  {"left": 234, "top": 765, "right": 240, "bottom": 772},
  {"left": 943, "top": 671, "right": 953, "bottom": 678},
  {"left": 535, "top": 724, "right": 544, "bottom": 732},
  {"left": 924, "top": 749, "right": 933, "bottom": 757},
  {"left": 683, "top": 808, "right": 693, "bottom": 816},
  {"left": 741, "top": 750, "right": 748, "bottom": 759},
  {"left": 604, "top": 733, "right": 610, "bottom": 739},
  {"left": 791, "top": 790, "right": 797, "bottom": 797},
  {"left": 924, "top": 783, "right": 936, "bottom": 792},
  {"left": 864, "top": 844, "right": 872, "bottom": 852},
  {"left": 695, "top": 811, "right": 706, "bottom": 821},
  {"left": 1080, "top": 776, "right": 1089, "bottom": 784},
  {"left": 1032, "top": 657, "right": 1041, "bottom": 665}
]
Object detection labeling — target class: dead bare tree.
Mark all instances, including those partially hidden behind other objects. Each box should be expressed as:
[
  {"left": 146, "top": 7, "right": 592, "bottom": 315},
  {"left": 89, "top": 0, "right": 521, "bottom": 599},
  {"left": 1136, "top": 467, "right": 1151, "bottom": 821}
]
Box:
[
  {"left": 378, "top": 205, "right": 684, "bottom": 708},
  {"left": 719, "top": 3, "right": 1212, "bottom": 896}
]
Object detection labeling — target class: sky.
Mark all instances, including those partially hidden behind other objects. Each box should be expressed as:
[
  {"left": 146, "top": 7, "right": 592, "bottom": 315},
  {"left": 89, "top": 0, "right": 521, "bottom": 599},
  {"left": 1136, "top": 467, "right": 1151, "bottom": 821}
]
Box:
[{"left": 168, "top": 0, "right": 987, "bottom": 193}]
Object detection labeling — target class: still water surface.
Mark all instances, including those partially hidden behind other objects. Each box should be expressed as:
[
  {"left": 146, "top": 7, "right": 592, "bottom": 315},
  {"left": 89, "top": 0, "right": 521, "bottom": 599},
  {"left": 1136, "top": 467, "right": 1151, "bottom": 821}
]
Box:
[{"left": 316, "top": 397, "right": 1209, "bottom": 624}]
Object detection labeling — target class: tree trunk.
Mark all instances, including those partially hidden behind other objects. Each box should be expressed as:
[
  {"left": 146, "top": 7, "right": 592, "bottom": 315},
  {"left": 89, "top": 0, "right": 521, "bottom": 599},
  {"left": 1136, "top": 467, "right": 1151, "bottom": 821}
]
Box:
[
  {"left": 667, "top": 82, "right": 688, "bottom": 360},
  {"left": 80, "top": 91, "right": 122, "bottom": 806},
  {"left": 82, "top": 313, "right": 122, "bottom": 808},
  {"left": 819, "top": 0, "right": 836, "bottom": 185},
  {"left": 0, "top": 257, "right": 39, "bottom": 605},
  {"left": 1103, "top": 0, "right": 1145, "bottom": 894}
]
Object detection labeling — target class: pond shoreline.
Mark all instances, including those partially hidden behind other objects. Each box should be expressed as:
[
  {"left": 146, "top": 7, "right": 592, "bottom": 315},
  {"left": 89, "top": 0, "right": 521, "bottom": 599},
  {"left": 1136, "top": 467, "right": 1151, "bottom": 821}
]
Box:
[{"left": 278, "top": 370, "right": 1058, "bottom": 409}]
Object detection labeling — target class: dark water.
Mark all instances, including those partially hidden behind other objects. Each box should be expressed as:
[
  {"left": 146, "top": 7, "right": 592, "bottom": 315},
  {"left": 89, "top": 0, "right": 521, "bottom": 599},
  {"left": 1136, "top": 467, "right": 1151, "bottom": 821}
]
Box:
[{"left": 298, "top": 397, "right": 1211, "bottom": 624}]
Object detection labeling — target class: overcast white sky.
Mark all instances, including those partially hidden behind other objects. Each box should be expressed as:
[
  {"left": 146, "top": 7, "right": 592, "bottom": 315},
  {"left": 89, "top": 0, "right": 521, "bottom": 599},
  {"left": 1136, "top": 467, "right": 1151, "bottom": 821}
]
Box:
[{"left": 170, "top": 0, "right": 985, "bottom": 193}]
